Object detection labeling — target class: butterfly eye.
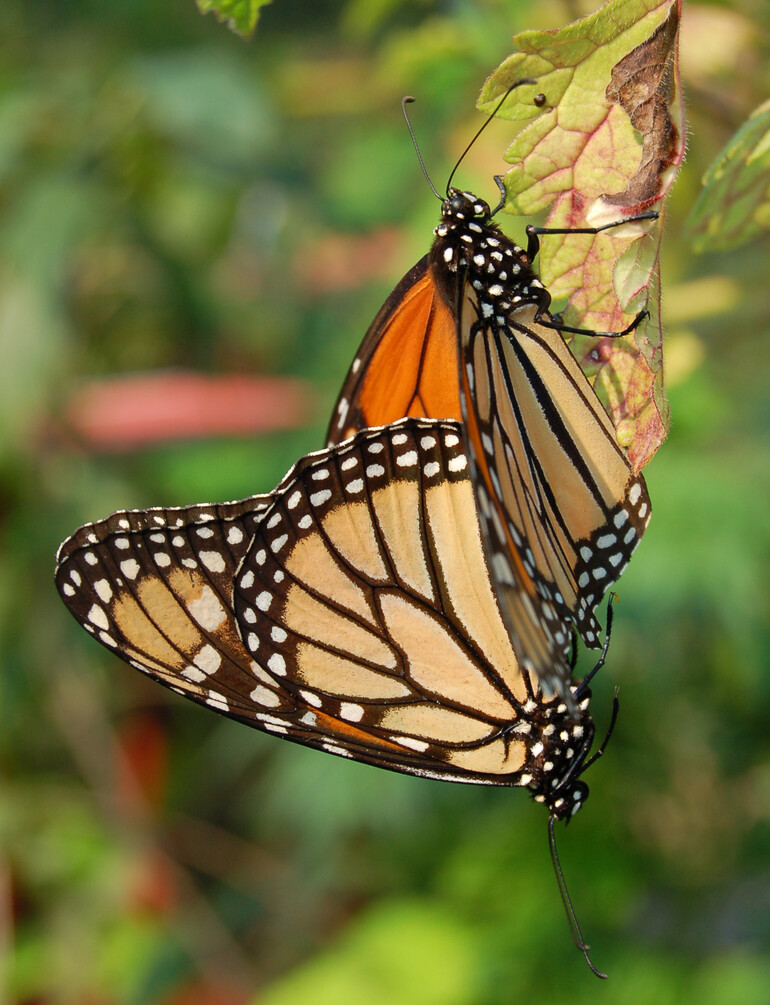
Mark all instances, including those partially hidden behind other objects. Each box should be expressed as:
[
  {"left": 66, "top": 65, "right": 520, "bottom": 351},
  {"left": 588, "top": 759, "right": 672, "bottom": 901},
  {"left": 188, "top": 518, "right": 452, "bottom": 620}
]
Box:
[{"left": 449, "top": 193, "right": 466, "bottom": 214}]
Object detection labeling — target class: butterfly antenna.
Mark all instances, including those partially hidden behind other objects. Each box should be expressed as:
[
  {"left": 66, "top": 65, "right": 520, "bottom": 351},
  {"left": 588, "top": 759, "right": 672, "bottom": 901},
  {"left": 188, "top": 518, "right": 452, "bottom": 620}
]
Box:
[
  {"left": 402, "top": 96, "right": 442, "bottom": 201},
  {"left": 445, "top": 77, "right": 537, "bottom": 193},
  {"left": 548, "top": 815, "right": 608, "bottom": 980}
]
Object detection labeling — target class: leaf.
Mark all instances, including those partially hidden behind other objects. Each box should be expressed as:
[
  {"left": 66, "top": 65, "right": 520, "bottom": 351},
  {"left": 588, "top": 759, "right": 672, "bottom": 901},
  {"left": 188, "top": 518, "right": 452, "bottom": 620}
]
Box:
[
  {"left": 479, "top": 0, "right": 685, "bottom": 471},
  {"left": 687, "top": 99, "right": 770, "bottom": 253},
  {"left": 195, "top": 0, "right": 272, "bottom": 40}
]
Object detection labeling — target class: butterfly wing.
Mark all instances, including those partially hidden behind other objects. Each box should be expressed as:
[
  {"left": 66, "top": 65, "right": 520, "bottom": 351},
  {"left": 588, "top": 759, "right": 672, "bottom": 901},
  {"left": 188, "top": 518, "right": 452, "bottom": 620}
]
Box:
[
  {"left": 327, "top": 258, "right": 462, "bottom": 446},
  {"left": 57, "top": 419, "right": 561, "bottom": 787},
  {"left": 55, "top": 495, "right": 273, "bottom": 720},
  {"left": 458, "top": 292, "right": 651, "bottom": 699}
]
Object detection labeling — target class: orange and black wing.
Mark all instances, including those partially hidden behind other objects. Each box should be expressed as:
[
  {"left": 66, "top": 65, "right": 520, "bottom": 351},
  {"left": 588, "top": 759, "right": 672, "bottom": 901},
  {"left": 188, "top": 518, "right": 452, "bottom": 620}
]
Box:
[
  {"left": 326, "top": 186, "right": 651, "bottom": 707},
  {"left": 327, "top": 258, "right": 462, "bottom": 446}
]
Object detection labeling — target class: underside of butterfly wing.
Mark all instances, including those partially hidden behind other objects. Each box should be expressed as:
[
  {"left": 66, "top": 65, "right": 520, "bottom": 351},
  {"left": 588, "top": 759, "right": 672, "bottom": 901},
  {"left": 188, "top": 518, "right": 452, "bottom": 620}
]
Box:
[
  {"left": 55, "top": 496, "right": 275, "bottom": 720},
  {"left": 56, "top": 419, "right": 595, "bottom": 807},
  {"left": 235, "top": 418, "right": 540, "bottom": 782},
  {"left": 458, "top": 295, "right": 651, "bottom": 687}
]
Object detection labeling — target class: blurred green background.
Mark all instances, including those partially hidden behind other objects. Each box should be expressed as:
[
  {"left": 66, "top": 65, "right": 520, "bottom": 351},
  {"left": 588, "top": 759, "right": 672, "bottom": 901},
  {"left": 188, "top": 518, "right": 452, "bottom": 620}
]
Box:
[{"left": 2, "top": 0, "right": 769, "bottom": 1002}]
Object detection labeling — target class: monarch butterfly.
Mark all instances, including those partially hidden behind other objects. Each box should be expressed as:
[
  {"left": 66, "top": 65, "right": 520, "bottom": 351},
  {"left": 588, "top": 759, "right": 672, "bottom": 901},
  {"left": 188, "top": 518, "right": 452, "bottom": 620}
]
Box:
[{"left": 328, "top": 89, "right": 653, "bottom": 706}]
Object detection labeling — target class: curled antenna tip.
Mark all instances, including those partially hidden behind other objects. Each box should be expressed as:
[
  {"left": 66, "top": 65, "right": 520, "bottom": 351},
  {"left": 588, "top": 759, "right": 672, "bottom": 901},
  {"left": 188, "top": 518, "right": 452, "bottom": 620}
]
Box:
[{"left": 402, "top": 95, "right": 415, "bottom": 105}]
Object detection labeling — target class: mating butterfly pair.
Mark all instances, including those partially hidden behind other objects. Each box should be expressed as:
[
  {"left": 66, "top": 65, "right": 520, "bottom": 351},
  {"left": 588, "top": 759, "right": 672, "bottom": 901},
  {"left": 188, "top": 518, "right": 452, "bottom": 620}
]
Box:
[
  {"left": 57, "top": 172, "right": 651, "bottom": 809},
  {"left": 56, "top": 89, "right": 654, "bottom": 977}
]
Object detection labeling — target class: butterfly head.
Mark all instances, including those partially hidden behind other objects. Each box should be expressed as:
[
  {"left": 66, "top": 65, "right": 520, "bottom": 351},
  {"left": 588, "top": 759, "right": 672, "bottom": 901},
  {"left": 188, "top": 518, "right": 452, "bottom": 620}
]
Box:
[
  {"left": 430, "top": 186, "right": 543, "bottom": 319},
  {"left": 526, "top": 689, "right": 596, "bottom": 821},
  {"left": 546, "top": 777, "right": 590, "bottom": 822},
  {"left": 442, "top": 187, "right": 491, "bottom": 224}
]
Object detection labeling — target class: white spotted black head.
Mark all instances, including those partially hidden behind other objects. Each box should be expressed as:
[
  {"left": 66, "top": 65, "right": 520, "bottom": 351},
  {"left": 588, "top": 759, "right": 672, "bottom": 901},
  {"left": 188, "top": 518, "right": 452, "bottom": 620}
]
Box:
[
  {"left": 522, "top": 687, "right": 595, "bottom": 822},
  {"left": 444, "top": 188, "right": 491, "bottom": 223},
  {"left": 430, "top": 185, "right": 549, "bottom": 321}
]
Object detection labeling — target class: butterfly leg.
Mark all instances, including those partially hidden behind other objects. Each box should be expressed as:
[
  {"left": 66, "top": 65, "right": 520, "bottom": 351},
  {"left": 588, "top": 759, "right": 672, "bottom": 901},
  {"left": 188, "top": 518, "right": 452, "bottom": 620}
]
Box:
[
  {"left": 525, "top": 211, "right": 659, "bottom": 263},
  {"left": 524, "top": 211, "right": 658, "bottom": 337},
  {"left": 579, "top": 689, "right": 620, "bottom": 776},
  {"left": 574, "top": 595, "right": 614, "bottom": 698},
  {"left": 534, "top": 308, "right": 650, "bottom": 339}
]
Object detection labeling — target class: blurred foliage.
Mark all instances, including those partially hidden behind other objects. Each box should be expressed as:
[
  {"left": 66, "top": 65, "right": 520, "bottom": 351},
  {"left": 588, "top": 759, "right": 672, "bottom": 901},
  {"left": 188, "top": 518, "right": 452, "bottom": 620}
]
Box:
[
  {"left": 1, "top": 0, "right": 769, "bottom": 1003},
  {"left": 196, "top": 0, "right": 273, "bottom": 40},
  {"left": 687, "top": 98, "right": 770, "bottom": 252}
]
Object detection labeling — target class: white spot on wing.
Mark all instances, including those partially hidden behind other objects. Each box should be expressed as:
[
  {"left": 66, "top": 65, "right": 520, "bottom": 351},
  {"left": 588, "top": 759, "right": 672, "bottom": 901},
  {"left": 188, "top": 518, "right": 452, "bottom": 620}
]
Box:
[
  {"left": 194, "top": 645, "right": 222, "bottom": 674},
  {"left": 120, "top": 559, "right": 140, "bottom": 580},
  {"left": 188, "top": 586, "right": 226, "bottom": 631},
  {"left": 87, "top": 604, "right": 109, "bottom": 630},
  {"left": 200, "top": 551, "right": 226, "bottom": 573},
  {"left": 340, "top": 702, "right": 364, "bottom": 722},
  {"left": 267, "top": 653, "right": 286, "bottom": 675},
  {"left": 250, "top": 685, "right": 280, "bottom": 708}
]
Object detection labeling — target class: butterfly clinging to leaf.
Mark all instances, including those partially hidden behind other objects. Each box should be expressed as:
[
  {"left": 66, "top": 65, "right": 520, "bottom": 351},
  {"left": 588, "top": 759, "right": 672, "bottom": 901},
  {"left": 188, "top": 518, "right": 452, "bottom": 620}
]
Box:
[{"left": 328, "top": 84, "right": 653, "bottom": 709}]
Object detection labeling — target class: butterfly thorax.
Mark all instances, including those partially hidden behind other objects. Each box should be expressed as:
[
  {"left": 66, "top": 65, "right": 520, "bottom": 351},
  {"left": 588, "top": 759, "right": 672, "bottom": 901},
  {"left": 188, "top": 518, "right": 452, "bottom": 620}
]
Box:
[
  {"left": 429, "top": 188, "right": 551, "bottom": 323},
  {"left": 517, "top": 687, "right": 595, "bottom": 821}
]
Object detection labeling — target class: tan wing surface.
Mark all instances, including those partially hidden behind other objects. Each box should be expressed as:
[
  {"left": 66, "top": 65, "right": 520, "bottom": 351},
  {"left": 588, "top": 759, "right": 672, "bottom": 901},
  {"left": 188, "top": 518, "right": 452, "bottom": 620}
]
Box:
[
  {"left": 459, "top": 292, "right": 651, "bottom": 702},
  {"left": 57, "top": 420, "right": 554, "bottom": 787}
]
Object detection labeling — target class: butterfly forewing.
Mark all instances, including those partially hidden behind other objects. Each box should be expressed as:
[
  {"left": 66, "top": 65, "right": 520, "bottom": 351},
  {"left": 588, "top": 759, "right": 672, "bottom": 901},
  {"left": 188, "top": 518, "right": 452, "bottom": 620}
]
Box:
[{"left": 328, "top": 258, "right": 461, "bottom": 446}]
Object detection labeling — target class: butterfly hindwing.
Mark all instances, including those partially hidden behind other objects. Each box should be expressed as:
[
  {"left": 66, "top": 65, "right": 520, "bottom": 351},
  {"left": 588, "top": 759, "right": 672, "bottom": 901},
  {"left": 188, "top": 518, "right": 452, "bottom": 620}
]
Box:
[
  {"left": 233, "top": 417, "right": 544, "bottom": 783},
  {"left": 457, "top": 294, "right": 652, "bottom": 698},
  {"left": 55, "top": 495, "right": 280, "bottom": 721}
]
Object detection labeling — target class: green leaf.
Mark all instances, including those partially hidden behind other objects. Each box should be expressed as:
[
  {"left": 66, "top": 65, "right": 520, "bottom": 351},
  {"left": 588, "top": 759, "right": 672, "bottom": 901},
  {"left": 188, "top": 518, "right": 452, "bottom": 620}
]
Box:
[
  {"left": 479, "top": 0, "right": 685, "bottom": 471},
  {"left": 687, "top": 99, "right": 770, "bottom": 253},
  {"left": 196, "top": 0, "right": 272, "bottom": 39}
]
